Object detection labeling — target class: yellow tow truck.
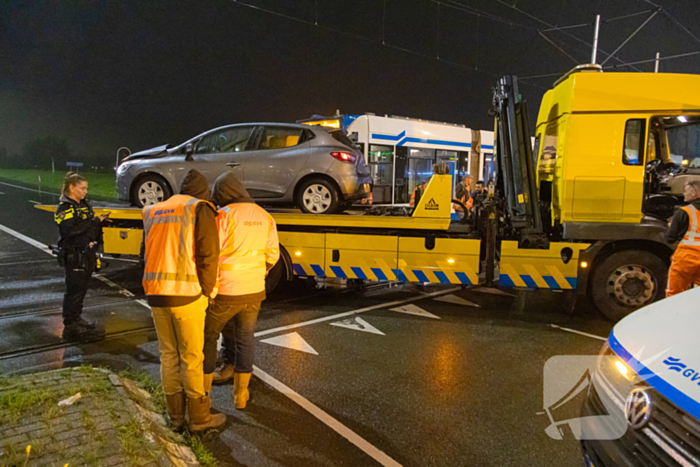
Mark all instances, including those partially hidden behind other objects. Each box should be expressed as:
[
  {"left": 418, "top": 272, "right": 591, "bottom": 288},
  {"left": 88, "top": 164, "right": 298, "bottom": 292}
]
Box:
[{"left": 37, "top": 65, "right": 700, "bottom": 321}]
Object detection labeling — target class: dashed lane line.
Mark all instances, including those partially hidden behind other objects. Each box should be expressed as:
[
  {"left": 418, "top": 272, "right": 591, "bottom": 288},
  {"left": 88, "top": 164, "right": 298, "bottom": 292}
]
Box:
[
  {"left": 549, "top": 324, "right": 606, "bottom": 341},
  {"left": 253, "top": 286, "right": 461, "bottom": 338},
  {"left": 253, "top": 365, "right": 402, "bottom": 467}
]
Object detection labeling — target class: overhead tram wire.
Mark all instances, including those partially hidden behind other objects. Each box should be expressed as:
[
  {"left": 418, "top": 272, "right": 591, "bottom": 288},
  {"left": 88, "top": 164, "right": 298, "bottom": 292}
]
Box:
[
  {"left": 226, "top": 0, "right": 549, "bottom": 90},
  {"left": 540, "top": 9, "right": 658, "bottom": 32},
  {"left": 491, "top": 0, "right": 643, "bottom": 72}
]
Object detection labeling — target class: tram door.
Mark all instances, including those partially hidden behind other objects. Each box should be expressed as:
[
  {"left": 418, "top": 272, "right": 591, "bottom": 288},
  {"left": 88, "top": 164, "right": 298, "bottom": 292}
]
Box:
[{"left": 436, "top": 150, "right": 458, "bottom": 200}]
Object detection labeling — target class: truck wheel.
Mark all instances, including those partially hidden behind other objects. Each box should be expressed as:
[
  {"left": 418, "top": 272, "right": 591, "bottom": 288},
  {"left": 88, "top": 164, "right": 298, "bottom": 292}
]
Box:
[
  {"left": 590, "top": 250, "right": 667, "bottom": 322},
  {"left": 297, "top": 178, "right": 340, "bottom": 214},
  {"left": 132, "top": 175, "right": 172, "bottom": 207},
  {"left": 265, "top": 258, "right": 284, "bottom": 294}
]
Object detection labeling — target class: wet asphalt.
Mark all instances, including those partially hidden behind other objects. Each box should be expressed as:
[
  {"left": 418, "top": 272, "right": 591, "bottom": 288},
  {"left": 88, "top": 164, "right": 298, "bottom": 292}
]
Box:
[{"left": 0, "top": 178, "right": 616, "bottom": 466}]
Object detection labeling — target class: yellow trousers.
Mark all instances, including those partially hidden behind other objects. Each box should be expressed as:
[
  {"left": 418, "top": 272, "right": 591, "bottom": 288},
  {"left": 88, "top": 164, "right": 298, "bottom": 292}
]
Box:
[{"left": 151, "top": 295, "right": 207, "bottom": 399}]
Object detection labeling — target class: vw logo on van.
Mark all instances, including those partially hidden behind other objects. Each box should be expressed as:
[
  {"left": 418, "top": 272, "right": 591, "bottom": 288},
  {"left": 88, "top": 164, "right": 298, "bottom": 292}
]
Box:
[{"left": 625, "top": 388, "right": 652, "bottom": 430}]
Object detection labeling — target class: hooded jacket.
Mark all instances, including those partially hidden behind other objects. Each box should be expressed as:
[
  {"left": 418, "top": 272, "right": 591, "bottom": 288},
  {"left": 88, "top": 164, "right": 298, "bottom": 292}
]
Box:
[
  {"left": 144, "top": 169, "right": 220, "bottom": 307},
  {"left": 212, "top": 172, "right": 279, "bottom": 304}
]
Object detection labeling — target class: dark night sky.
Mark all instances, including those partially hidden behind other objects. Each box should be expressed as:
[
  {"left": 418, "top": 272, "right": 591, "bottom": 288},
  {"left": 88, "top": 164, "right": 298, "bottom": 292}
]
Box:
[{"left": 1, "top": 0, "right": 699, "bottom": 162}]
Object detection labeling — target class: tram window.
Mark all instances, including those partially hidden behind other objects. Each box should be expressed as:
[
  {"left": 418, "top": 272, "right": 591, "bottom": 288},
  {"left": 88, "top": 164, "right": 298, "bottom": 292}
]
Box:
[{"left": 369, "top": 145, "right": 394, "bottom": 163}]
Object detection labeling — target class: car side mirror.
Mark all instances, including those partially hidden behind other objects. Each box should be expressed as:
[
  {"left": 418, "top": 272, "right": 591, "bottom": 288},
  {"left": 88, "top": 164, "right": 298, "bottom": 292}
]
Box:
[{"left": 185, "top": 143, "right": 194, "bottom": 161}]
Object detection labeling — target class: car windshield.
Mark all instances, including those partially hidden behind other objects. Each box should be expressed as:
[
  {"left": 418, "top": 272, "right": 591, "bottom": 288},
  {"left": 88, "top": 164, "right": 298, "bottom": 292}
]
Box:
[
  {"left": 668, "top": 121, "right": 700, "bottom": 168},
  {"left": 328, "top": 129, "right": 356, "bottom": 149}
]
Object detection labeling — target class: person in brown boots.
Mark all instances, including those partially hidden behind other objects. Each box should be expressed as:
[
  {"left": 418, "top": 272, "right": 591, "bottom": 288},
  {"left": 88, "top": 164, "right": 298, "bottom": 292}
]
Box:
[
  {"left": 142, "top": 169, "right": 226, "bottom": 432},
  {"left": 203, "top": 172, "right": 279, "bottom": 409}
]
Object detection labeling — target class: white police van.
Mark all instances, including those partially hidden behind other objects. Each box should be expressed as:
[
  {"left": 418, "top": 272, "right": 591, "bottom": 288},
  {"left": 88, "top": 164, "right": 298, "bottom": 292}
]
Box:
[{"left": 582, "top": 287, "right": 700, "bottom": 466}]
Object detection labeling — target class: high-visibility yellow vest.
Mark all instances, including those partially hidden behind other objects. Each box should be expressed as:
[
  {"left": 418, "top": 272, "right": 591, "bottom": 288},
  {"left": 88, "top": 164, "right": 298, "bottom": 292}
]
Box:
[
  {"left": 216, "top": 203, "right": 280, "bottom": 296},
  {"left": 142, "top": 195, "right": 213, "bottom": 296},
  {"left": 680, "top": 205, "right": 700, "bottom": 249}
]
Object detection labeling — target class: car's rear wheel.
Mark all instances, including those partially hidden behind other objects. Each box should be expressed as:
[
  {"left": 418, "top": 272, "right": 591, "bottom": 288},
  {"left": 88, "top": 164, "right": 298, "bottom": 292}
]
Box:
[
  {"left": 297, "top": 178, "right": 340, "bottom": 214},
  {"left": 132, "top": 175, "right": 172, "bottom": 207}
]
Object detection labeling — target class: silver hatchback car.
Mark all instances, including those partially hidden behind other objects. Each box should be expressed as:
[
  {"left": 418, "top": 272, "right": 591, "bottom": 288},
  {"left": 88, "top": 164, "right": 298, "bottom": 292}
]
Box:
[{"left": 116, "top": 123, "right": 372, "bottom": 214}]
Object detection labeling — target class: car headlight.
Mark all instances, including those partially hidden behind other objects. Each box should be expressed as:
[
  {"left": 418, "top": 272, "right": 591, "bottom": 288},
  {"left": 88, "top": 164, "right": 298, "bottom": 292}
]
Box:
[{"left": 116, "top": 162, "right": 132, "bottom": 175}]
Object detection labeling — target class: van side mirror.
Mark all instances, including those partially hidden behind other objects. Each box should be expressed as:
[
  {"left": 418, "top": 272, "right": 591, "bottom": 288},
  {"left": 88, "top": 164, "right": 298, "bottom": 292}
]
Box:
[{"left": 185, "top": 143, "right": 194, "bottom": 161}]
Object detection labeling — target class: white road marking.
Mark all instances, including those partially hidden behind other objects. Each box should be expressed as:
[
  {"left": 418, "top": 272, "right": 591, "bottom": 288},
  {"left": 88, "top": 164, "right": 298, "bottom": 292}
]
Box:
[
  {"left": 253, "top": 365, "right": 402, "bottom": 467},
  {"left": 0, "top": 181, "right": 58, "bottom": 196},
  {"left": 260, "top": 331, "right": 318, "bottom": 355},
  {"left": 28, "top": 200, "right": 42, "bottom": 204},
  {"left": 330, "top": 317, "right": 385, "bottom": 335},
  {"left": 0, "top": 222, "right": 53, "bottom": 255},
  {"left": 390, "top": 303, "right": 440, "bottom": 319},
  {"left": 0, "top": 191, "right": 5, "bottom": 194},
  {"left": 433, "top": 294, "right": 481, "bottom": 307},
  {"left": 0, "top": 222, "right": 150, "bottom": 311},
  {"left": 254, "top": 286, "right": 459, "bottom": 337},
  {"left": 549, "top": 324, "right": 606, "bottom": 341}
]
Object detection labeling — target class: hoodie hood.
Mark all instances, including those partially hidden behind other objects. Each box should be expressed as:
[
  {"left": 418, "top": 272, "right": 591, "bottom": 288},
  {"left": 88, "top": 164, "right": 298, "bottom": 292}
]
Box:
[
  {"left": 211, "top": 171, "right": 254, "bottom": 207},
  {"left": 179, "top": 169, "right": 210, "bottom": 200}
]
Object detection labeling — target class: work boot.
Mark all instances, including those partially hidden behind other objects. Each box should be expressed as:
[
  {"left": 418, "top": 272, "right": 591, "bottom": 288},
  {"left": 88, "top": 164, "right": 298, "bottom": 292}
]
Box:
[
  {"left": 233, "top": 372, "right": 252, "bottom": 410},
  {"left": 203, "top": 373, "right": 214, "bottom": 395},
  {"left": 62, "top": 323, "right": 104, "bottom": 342},
  {"left": 75, "top": 318, "right": 96, "bottom": 330},
  {"left": 212, "top": 364, "right": 234, "bottom": 385},
  {"left": 165, "top": 392, "right": 187, "bottom": 431},
  {"left": 188, "top": 396, "right": 227, "bottom": 433}
]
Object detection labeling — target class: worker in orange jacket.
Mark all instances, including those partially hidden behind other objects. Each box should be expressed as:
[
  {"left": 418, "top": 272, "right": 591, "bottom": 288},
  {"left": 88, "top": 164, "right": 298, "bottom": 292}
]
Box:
[
  {"left": 142, "top": 169, "right": 226, "bottom": 433},
  {"left": 453, "top": 175, "right": 474, "bottom": 219},
  {"left": 666, "top": 180, "right": 700, "bottom": 297},
  {"left": 205, "top": 172, "right": 280, "bottom": 409}
]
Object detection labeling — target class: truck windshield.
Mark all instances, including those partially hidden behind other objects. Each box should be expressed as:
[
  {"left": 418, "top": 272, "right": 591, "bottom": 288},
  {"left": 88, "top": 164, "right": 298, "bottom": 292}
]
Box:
[{"left": 668, "top": 121, "right": 700, "bottom": 167}]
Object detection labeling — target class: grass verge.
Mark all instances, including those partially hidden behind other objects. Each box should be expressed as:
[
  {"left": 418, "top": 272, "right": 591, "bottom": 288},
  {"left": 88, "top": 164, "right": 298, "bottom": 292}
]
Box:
[
  {"left": 119, "top": 367, "right": 219, "bottom": 466},
  {"left": 0, "top": 168, "right": 117, "bottom": 199}
]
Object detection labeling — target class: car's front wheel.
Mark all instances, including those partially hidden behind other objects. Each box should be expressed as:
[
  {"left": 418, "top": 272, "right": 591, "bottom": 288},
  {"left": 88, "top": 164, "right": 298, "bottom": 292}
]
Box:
[
  {"left": 297, "top": 178, "right": 341, "bottom": 214},
  {"left": 131, "top": 175, "right": 172, "bottom": 207}
]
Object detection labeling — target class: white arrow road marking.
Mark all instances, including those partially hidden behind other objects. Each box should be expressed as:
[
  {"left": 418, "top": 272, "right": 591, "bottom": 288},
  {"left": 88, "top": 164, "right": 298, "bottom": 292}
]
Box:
[
  {"left": 260, "top": 331, "right": 318, "bottom": 355},
  {"left": 330, "top": 317, "right": 385, "bottom": 335},
  {"left": 389, "top": 304, "right": 440, "bottom": 319},
  {"left": 433, "top": 294, "right": 481, "bottom": 307},
  {"left": 468, "top": 286, "right": 516, "bottom": 297}
]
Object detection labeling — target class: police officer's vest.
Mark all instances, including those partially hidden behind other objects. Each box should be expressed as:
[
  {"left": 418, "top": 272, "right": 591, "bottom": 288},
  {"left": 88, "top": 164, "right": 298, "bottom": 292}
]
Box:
[
  {"left": 142, "top": 195, "right": 213, "bottom": 296},
  {"left": 216, "top": 203, "right": 279, "bottom": 296},
  {"left": 680, "top": 205, "right": 700, "bottom": 249}
]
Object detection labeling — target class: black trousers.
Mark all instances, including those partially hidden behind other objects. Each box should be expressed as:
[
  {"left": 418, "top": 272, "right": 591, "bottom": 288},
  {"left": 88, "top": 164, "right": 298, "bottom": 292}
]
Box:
[
  {"left": 203, "top": 301, "right": 261, "bottom": 374},
  {"left": 63, "top": 260, "right": 95, "bottom": 326}
]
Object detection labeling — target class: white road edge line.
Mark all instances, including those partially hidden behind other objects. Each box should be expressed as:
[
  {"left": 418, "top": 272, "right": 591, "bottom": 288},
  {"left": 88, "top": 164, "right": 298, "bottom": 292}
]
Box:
[
  {"left": 254, "top": 286, "right": 461, "bottom": 337},
  {"left": 0, "top": 181, "right": 58, "bottom": 196},
  {"left": 549, "top": 324, "right": 606, "bottom": 341},
  {"left": 0, "top": 222, "right": 150, "bottom": 311},
  {"left": 253, "top": 365, "right": 402, "bottom": 467},
  {"left": 28, "top": 200, "right": 41, "bottom": 204}
]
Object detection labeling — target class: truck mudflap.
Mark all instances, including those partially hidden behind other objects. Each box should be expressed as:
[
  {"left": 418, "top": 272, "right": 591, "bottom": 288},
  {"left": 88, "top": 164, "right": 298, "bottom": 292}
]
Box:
[
  {"left": 281, "top": 231, "right": 481, "bottom": 285},
  {"left": 499, "top": 241, "right": 590, "bottom": 289}
]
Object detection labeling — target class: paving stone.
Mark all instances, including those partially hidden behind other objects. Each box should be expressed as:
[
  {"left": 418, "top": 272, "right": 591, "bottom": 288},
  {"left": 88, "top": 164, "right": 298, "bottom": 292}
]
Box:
[{"left": 0, "top": 432, "right": 28, "bottom": 448}]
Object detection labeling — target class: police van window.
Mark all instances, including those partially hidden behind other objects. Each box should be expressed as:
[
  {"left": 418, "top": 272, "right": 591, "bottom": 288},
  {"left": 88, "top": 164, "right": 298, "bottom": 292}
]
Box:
[
  {"left": 623, "top": 119, "right": 646, "bottom": 165},
  {"left": 197, "top": 126, "right": 255, "bottom": 154},
  {"left": 257, "top": 126, "right": 304, "bottom": 150}
]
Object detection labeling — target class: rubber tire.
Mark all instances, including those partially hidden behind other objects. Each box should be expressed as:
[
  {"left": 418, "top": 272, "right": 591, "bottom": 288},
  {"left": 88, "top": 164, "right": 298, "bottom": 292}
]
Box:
[
  {"left": 131, "top": 174, "right": 172, "bottom": 208},
  {"left": 265, "top": 258, "right": 284, "bottom": 295},
  {"left": 296, "top": 178, "right": 341, "bottom": 214},
  {"left": 589, "top": 250, "right": 667, "bottom": 322}
]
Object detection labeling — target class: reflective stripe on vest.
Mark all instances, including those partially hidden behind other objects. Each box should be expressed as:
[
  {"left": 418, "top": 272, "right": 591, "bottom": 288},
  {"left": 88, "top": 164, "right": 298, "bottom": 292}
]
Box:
[
  {"left": 216, "top": 203, "right": 279, "bottom": 296},
  {"left": 142, "top": 195, "right": 209, "bottom": 296},
  {"left": 680, "top": 205, "right": 700, "bottom": 247}
]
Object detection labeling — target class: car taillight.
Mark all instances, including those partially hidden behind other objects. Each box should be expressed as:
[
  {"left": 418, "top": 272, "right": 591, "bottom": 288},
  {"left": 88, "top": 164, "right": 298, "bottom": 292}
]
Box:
[{"left": 330, "top": 152, "right": 357, "bottom": 163}]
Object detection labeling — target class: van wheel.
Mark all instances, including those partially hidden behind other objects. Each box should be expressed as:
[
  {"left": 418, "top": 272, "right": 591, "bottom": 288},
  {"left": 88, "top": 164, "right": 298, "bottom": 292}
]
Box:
[
  {"left": 297, "top": 178, "right": 340, "bottom": 214},
  {"left": 132, "top": 175, "right": 171, "bottom": 207},
  {"left": 589, "top": 250, "right": 667, "bottom": 321}
]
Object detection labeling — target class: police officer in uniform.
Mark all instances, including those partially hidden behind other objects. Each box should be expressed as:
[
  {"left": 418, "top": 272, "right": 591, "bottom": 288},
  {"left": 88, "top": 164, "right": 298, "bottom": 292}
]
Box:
[{"left": 55, "top": 172, "right": 107, "bottom": 340}]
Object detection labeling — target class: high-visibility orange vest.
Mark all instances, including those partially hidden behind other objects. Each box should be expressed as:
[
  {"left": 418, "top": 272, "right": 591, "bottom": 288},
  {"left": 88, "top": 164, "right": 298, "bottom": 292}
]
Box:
[
  {"left": 142, "top": 195, "right": 214, "bottom": 297},
  {"left": 679, "top": 205, "right": 700, "bottom": 249},
  {"left": 453, "top": 191, "right": 473, "bottom": 211},
  {"left": 216, "top": 203, "right": 280, "bottom": 296},
  {"left": 410, "top": 184, "right": 426, "bottom": 207}
]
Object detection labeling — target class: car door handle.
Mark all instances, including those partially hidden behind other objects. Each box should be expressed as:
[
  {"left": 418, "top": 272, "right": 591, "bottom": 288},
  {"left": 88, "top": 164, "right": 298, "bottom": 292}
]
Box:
[{"left": 226, "top": 162, "right": 241, "bottom": 167}]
